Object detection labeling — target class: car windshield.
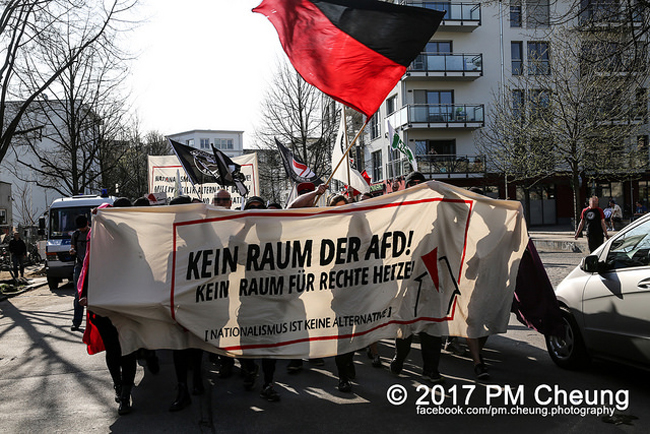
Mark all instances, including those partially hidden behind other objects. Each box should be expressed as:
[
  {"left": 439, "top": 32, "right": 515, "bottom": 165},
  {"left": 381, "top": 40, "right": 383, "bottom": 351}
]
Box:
[
  {"left": 49, "top": 207, "right": 92, "bottom": 238},
  {"left": 605, "top": 219, "right": 650, "bottom": 269}
]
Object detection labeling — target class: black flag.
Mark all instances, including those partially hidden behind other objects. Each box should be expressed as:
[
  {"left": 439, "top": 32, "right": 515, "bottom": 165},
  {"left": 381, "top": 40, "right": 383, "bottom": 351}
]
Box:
[
  {"left": 169, "top": 139, "right": 248, "bottom": 196},
  {"left": 211, "top": 145, "right": 248, "bottom": 196}
]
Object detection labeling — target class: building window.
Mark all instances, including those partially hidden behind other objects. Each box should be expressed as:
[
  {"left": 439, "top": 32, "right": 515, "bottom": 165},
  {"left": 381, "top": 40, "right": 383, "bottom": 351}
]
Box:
[
  {"left": 414, "top": 90, "right": 454, "bottom": 122},
  {"left": 371, "top": 150, "right": 383, "bottom": 181},
  {"left": 414, "top": 139, "right": 456, "bottom": 156},
  {"left": 369, "top": 113, "right": 380, "bottom": 140},
  {"left": 511, "top": 42, "right": 523, "bottom": 75},
  {"left": 529, "top": 89, "right": 551, "bottom": 117},
  {"left": 526, "top": 0, "right": 550, "bottom": 27},
  {"left": 512, "top": 89, "right": 525, "bottom": 118},
  {"left": 386, "top": 95, "right": 397, "bottom": 115},
  {"left": 527, "top": 41, "right": 550, "bottom": 75},
  {"left": 200, "top": 138, "right": 210, "bottom": 149},
  {"left": 429, "top": 139, "right": 456, "bottom": 156},
  {"left": 425, "top": 41, "right": 452, "bottom": 53},
  {"left": 510, "top": 1, "right": 522, "bottom": 27},
  {"left": 214, "top": 138, "right": 235, "bottom": 150},
  {"left": 186, "top": 138, "right": 195, "bottom": 147},
  {"left": 0, "top": 209, "right": 6, "bottom": 225}
]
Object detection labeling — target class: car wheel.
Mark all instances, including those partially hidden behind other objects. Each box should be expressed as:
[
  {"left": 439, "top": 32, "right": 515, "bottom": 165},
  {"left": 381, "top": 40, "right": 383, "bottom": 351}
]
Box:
[
  {"left": 47, "top": 276, "right": 60, "bottom": 290},
  {"left": 545, "top": 307, "right": 590, "bottom": 370}
]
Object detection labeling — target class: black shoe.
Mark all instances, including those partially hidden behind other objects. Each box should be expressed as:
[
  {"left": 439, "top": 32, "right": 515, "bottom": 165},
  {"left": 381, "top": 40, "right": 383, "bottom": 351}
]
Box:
[
  {"left": 287, "top": 359, "right": 303, "bottom": 373},
  {"left": 114, "top": 384, "right": 122, "bottom": 403},
  {"left": 146, "top": 354, "right": 160, "bottom": 375},
  {"left": 260, "top": 384, "right": 281, "bottom": 402},
  {"left": 338, "top": 380, "right": 352, "bottom": 393},
  {"left": 310, "top": 358, "right": 325, "bottom": 367},
  {"left": 389, "top": 358, "right": 403, "bottom": 375},
  {"left": 71, "top": 325, "right": 80, "bottom": 331},
  {"left": 118, "top": 385, "right": 132, "bottom": 415},
  {"left": 243, "top": 364, "right": 259, "bottom": 391},
  {"left": 372, "top": 355, "right": 382, "bottom": 368},
  {"left": 474, "top": 363, "right": 490, "bottom": 380},
  {"left": 169, "top": 384, "right": 191, "bottom": 412},
  {"left": 422, "top": 370, "right": 444, "bottom": 384}
]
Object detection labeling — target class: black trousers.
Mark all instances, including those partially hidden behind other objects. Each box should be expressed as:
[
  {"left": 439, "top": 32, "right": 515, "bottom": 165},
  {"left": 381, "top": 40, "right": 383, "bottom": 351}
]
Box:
[
  {"left": 394, "top": 332, "right": 441, "bottom": 373},
  {"left": 91, "top": 313, "right": 137, "bottom": 387}
]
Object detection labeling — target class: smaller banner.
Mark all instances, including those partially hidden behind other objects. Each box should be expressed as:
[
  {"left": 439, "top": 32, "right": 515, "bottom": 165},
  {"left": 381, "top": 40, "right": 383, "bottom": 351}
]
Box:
[{"left": 148, "top": 153, "right": 259, "bottom": 208}]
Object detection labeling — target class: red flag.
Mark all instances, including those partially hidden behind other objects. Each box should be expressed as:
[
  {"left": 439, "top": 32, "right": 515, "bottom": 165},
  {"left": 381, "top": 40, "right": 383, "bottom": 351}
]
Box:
[{"left": 253, "top": 0, "right": 444, "bottom": 117}]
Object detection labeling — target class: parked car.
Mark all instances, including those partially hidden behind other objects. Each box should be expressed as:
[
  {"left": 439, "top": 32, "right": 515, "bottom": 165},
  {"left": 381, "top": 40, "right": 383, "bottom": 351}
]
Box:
[{"left": 546, "top": 213, "right": 650, "bottom": 370}]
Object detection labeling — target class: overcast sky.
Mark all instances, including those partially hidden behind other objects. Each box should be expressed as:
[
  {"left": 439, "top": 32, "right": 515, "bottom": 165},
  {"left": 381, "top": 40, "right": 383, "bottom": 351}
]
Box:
[{"left": 127, "top": 0, "right": 282, "bottom": 146}]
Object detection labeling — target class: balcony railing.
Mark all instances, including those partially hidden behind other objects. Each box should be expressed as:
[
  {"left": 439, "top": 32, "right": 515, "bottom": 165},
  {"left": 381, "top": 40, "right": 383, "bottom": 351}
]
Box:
[
  {"left": 416, "top": 154, "right": 486, "bottom": 177},
  {"left": 401, "top": 1, "right": 481, "bottom": 23},
  {"left": 408, "top": 53, "right": 482, "bottom": 74},
  {"left": 388, "top": 104, "right": 485, "bottom": 128}
]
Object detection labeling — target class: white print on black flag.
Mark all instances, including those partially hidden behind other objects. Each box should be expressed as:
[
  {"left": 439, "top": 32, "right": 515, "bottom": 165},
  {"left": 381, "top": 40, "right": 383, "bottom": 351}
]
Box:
[{"left": 87, "top": 182, "right": 527, "bottom": 358}]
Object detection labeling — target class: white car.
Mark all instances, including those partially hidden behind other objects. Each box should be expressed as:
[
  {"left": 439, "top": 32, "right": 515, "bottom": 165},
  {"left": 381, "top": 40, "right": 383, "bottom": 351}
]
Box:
[{"left": 546, "top": 213, "right": 650, "bottom": 370}]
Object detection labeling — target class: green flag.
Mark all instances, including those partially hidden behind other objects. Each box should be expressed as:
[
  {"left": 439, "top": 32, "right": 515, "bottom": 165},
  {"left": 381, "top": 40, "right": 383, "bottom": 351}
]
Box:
[{"left": 387, "top": 120, "right": 417, "bottom": 171}]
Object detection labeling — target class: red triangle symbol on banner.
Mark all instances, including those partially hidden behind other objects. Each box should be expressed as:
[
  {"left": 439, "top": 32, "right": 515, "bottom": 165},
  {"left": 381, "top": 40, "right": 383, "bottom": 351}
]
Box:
[{"left": 420, "top": 247, "right": 440, "bottom": 292}]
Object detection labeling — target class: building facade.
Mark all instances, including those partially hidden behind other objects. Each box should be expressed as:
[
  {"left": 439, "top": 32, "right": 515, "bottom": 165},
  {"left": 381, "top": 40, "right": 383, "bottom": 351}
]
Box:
[
  {"left": 167, "top": 129, "right": 245, "bottom": 158},
  {"left": 365, "top": 0, "right": 650, "bottom": 225}
]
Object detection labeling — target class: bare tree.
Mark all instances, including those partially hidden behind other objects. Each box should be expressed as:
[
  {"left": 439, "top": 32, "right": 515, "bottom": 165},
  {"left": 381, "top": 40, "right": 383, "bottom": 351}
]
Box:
[
  {"left": 253, "top": 59, "right": 340, "bottom": 202},
  {"left": 11, "top": 181, "right": 42, "bottom": 227},
  {"left": 0, "top": 0, "right": 136, "bottom": 167},
  {"left": 479, "top": 25, "right": 647, "bottom": 227},
  {"left": 102, "top": 126, "right": 169, "bottom": 200}
]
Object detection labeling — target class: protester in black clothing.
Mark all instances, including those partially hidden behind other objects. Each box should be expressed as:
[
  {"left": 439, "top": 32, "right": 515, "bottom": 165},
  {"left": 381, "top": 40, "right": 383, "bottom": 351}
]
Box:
[
  {"left": 166, "top": 195, "right": 207, "bottom": 411},
  {"left": 70, "top": 215, "right": 90, "bottom": 331},
  {"left": 8, "top": 232, "right": 27, "bottom": 278},
  {"left": 79, "top": 197, "right": 138, "bottom": 415},
  {"left": 575, "top": 196, "right": 609, "bottom": 253}
]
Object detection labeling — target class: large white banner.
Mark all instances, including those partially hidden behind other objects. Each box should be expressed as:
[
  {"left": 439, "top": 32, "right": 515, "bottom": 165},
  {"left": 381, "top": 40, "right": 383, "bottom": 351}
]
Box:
[
  {"left": 147, "top": 153, "right": 259, "bottom": 208},
  {"left": 88, "top": 181, "right": 527, "bottom": 358}
]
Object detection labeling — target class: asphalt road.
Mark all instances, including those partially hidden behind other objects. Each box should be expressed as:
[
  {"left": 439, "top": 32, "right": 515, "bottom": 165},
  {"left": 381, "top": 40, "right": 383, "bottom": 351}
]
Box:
[{"left": 0, "top": 250, "right": 648, "bottom": 434}]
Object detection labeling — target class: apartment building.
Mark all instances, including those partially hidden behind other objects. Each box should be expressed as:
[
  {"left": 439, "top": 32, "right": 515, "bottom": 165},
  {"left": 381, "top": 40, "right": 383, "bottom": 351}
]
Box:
[
  {"left": 167, "top": 130, "right": 244, "bottom": 158},
  {"left": 365, "top": 1, "right": 649, "bottom": 225}
]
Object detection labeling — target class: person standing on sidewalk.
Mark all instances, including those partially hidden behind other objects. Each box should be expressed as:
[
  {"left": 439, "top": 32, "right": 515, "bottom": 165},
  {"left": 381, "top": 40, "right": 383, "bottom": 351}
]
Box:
[
  {"left": 8, "top": 232, "right": 27, "bottom": 279},
  {"left": 70, "top": 215, "right": 89, "bottom": 331},
  {"left": 575, "top": 196, "right": 609, "bottom": 253}
]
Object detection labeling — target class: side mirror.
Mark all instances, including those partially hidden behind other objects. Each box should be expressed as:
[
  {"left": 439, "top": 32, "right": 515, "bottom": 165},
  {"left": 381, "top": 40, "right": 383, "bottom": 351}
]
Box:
[
  {"left": 38, "top": 216, "right": 46, "bottom": 236},
  {"left": 582, "top": 255, "right": 603, "bottom": 273}
]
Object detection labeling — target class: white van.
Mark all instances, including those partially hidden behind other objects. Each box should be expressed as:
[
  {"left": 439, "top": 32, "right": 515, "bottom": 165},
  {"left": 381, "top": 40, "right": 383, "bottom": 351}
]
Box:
[{"left": 45, "top": 195, "right": 115, "bottom": 290}]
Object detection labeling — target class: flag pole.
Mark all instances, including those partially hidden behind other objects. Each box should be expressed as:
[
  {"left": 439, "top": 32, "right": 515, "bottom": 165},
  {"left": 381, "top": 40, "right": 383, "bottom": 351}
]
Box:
[
  {"left": 314, "top": 116, "right": 371, "bottom": 204},
  {"left": 343, "top": 109, "right": 352, "bottom": 197}
]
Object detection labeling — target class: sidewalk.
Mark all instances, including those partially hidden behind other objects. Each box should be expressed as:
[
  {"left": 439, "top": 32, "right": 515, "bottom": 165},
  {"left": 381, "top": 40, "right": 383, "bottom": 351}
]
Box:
[{"left": 528, "top": 225, "right": 588, "bottom": 253}]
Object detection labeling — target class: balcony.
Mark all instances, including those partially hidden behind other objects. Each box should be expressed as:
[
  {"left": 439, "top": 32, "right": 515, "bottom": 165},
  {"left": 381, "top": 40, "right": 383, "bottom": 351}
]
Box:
[
  {"left": 417, "top": 154, "right": 486, "bottom": 178},
  {"left": 388, "top": 104, "right": 485, "bottom": 129},
  {"left": 406, "top": 53, "right": 482, "bottom": 79},
  {"left": 401, "top": 1, "right": 481, "bottom": 31}
]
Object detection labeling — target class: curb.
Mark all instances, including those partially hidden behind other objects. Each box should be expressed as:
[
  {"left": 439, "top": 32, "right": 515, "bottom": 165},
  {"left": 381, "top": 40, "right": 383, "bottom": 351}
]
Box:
[
  {"left": 0, "top": 278, "right": 48, "bottom": 299},
  {"left": 531, "top": 239, "right": 586, "bottom": 253}
]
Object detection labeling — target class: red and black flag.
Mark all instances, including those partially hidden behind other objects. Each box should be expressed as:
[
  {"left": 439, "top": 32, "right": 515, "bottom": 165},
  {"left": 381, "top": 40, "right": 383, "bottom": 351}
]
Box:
[
  {"left": 253, "top": 0, "right": 445, "bottom": 117},
  {"left": 275, "top": 138, "right": 323, "bottom": 185}
]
